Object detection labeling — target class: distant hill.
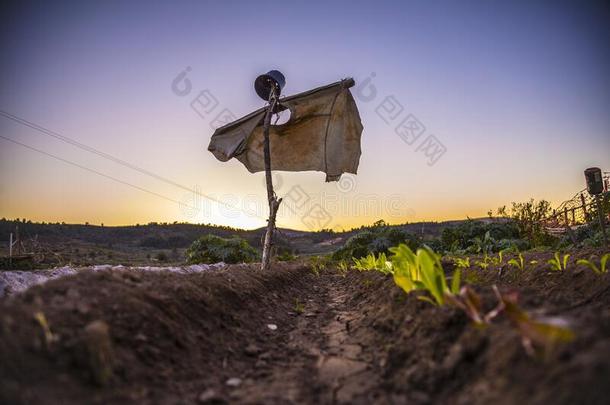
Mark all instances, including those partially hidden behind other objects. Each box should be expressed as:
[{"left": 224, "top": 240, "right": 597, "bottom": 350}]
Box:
[{"left": 0, "top": 217, "right": 507, "bottom": 257}]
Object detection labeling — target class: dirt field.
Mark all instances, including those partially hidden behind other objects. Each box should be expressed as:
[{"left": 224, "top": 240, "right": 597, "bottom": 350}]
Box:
[{"left": 1, "top": 250, "right": 609, "bottom": 404}]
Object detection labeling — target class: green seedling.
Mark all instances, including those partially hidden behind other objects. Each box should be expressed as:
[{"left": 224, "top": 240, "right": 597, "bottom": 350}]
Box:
[
  {"left": 309, "top": 255, "right": 330, "bottom": 276},
  {"left": 294, "top": 298, "right": 305, "bottom": 314},
  {"left": 489, "top": 250, "right": 505, "bottom": 266},
  {"left": 352, "top": 253, "right": 392, "bottom": 274},
  {"left": 337, "top": 260, "right": 349, "bottom": 276},
  {"left": 412, "top": 247, "right": 450, "bottom": 306},
  {"left": 507, "top": 252, "right": 525, "bottom": 271},
  {"left": 445, "top": 284, "right": 504, "bottom": 326},
  {"left": 33, "top": 311, "right": 56, "bottom": 348},
  {"left": 453, "top": 257, "right": 471, "bottom": 269},
  {"left": 547, "top": 252, "right": 570, "bottom": 271},
  {"left": 492, "top": 286, "right": 574, "bottom": 358},
  {"left": 389, "top": 244, "right": 459, "bottom": 306},
  {"left": 576, "top": 253, "right": 610, "bottom": 274},
  {"left": 475, "top": 256, "right": 490, "bottom": 270}
]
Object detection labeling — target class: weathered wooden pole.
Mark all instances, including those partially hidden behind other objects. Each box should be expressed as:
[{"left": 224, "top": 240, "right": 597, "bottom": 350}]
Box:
[
  {"left": 261, "top": 87, "right": 282, "bottom": 271},
  {"left": 580, "top": 193, "right": 587, "bottom": 218},
  {"left": 595, "top": 195, "right": 608, "bottom": 246},
  {"left": 563, "top": 207, "right": 577, "bottom": 245}
]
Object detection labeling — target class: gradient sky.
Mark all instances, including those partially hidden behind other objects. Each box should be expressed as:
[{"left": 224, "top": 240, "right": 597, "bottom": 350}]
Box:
[{"left": 1, "top": 0, "right": 609, "bottom": 231}]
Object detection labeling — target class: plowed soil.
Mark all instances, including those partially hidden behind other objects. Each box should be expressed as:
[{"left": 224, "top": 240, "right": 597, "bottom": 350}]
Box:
[{"left": 1, "top": 250, "right": 609, "bottom": 404}]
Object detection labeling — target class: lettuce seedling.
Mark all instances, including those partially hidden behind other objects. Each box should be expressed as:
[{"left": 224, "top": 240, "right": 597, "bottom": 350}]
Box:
[
  {"left": 547, "top": 252, "right": 570, "bottom": 271},
  {"left": 445, "top": 284, "right": 504, "bottom": 326},
  {"left": 352, "top": 253, "right": 392, "bottom": 274},
  {"left": 576, "top": 253, "right": 610, "bottom": 274},
  {"left": 489, "top": 250, "right": 505, "bottom": 266},
  {"left": 453, "top": 257, "right": 471, "bottom": 269},
  {"left": 492, "top": 286, "right": 574, "bottom": 357},
  {"left": 508, "top": 252, "right": 525, "bottom": 271},
  {"left": 389, "top": 244, "right": 459, "bottom": 306}
]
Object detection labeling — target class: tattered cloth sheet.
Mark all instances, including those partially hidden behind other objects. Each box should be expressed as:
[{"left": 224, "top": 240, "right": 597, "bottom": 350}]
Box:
[{"left": 208, "top": 78, "right": 363, "bottom": 181}]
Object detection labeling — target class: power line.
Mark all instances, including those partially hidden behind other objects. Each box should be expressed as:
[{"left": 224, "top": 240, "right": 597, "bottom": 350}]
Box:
[
  {"left": 0, "top": 110, "right": 266, "bottom": 220},
  {"left": 0, "top": 135, "right": 186, "bottom": 206}
]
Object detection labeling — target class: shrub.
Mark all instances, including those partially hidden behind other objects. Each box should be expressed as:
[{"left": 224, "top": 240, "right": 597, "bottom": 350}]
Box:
[
  {"left": 155, "top": 251, "right": 168, "bottom": 262},
  {"left": 332, "top": 221, "right": 420, "bottom": 260},
  {"left": 186, "top": 234, "right": 259, "bottom": 264},
  {"left": 276, "top": 251, "right": 296, "bottom": 262},
  {"left": 440, "top": 220, "right": 522, "bottom": 253},
  {"left": 506, "top": 199, "right": 556, "bottom": 247}
]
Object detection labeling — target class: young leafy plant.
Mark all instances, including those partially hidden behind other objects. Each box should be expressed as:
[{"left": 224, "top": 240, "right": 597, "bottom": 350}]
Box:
[
  {"left": 489, "top": 250, "right": 505, "bottom": 266},
  {"left": 411, "top": 247, "right": 450, "bottom": 306},
  {"left": 492, "top": 286, "right": 574, "bottom": 358},
  {"left": 576, "top": 253, "right": 610, "bottom": 274},
  {"left": 453, "top": 257, "right": 471, "bottom": 269},
  {"left": 389, "top": 244, "right": 460, "bottom": 306},
  {"left": 337, "top": 259, "right": 350, "bottom": 276},
  {"left": 352, "top": 252, "right": 392, "bottom": 274},
  {"left": 445, "top": 284, "right": 504, "bottom": 326},
  {"left": 507, "top": 252, "right": 525, "bottom": 271},
  {"left": 294, "top": 298, "right": 305, "bottom": 314},
  {"left": 547, "top": 252, "right": 570, "bottom": 271},
  {"left": 475, "top": 256, "right": 490, "bottom": 270},
  {"left": 309, "top": 255, "right": 330, "bottom": 276}
]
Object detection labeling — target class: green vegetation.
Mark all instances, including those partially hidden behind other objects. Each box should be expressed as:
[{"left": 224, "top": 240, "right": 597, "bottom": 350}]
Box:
[
  {"left": 186, "top": 234, "right": 259, "bottom": 264},
  {"left": 440, "top": 219, "right": 523, "bottom": 254},
  {"left": 389, "top": 244, "right": 460, "bottom": 306},
  {"left": 576, "top": 253, "right": 610, "bottom": 274},
  {"left": 489, "top": 250, "right": 505, "bottom": 266},
  {"left": 337, "top": 259, "right": 350, "bottom": 276},
  {"left": 308, "top": 255, "right": 331, "bottom": 276},
  {"left": 491, "top": 286, "right": 575, "bottom": 357},
  {"left": 332, "top": 220, "right": 420, "bottom": 260},
  {"left": 547, "top": 252, "right": 570, "bottom": 271},
  {"left": 353, "top": 253, "right": 392, "bottom": 274},
  {"left": 507, "top": 252, "right": 525, "bottom": 270},
  {"left": 276, "top": 251, "right": 297, "bottom": 262},
  {"left": 452, "top": 257, "right": 471, "bottom": 269},
  {"left": 498, "top": 199, "right": 556, "bottom": 247},
  {"left": 294, "top": 298, "right": 305, "bottom": 314},
  {"left": 349, "top": 243, "right": 575, "bottom": 356}
]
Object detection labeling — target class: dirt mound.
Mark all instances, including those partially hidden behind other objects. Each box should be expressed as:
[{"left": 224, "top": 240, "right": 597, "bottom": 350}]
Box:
[
  {"left": 337, "top": 253, "right": 610, "bottom": 404},
  {"left": 0, "top": 263, "right": 315, "bottom": 404},
  {"left": 1, "top": 251, "right": 609, "bottom": 404}
]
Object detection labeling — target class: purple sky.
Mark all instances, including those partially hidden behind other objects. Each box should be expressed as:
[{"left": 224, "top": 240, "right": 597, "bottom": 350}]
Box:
[{"left": 1, "top": 0, "right": 609, "bottom": 230}]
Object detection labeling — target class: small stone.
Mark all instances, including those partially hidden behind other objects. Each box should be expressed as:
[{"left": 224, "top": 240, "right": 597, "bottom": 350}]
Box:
[
  {"left": 226, "top": 377, "right": 242, "bottom": 387},
  {"left": 266, "top": 324, "right": 277, "bottom": 331},
  {"left": 197, "top": 388, "right": 223, "bottom": 403},
  {"left": 244, "top": 344, "right": 261, "bottom": 356}
]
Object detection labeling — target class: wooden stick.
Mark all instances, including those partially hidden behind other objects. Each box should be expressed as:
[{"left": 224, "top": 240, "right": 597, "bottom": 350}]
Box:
[
  {"left": 595, "top": 195, "right": 608, "bottom": 246},
  {"left": 563, "top": 207, "right": 577, "bottom": 245},
  {"left": 261, "top": 88, "right": 282, "bottom": 271}
]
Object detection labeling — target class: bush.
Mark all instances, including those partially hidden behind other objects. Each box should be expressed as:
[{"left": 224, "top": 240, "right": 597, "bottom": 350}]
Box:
[
  {"left": 440, "top": 220, "right": 522, "bottom": 253},
  {"left": 186, "top": 234, "right": 259, "bottom": 264},
  {"left": 276, "top": 251, "right": 297, "bottom": 262},
  {"left": 332, "top": 221, "right": 420, "bottom": 260},
  {"left": 506, "top": 199, "right": 555, "bottom": 247},
  {"left": 155, "top": 251, "right": 168, "bottom": 262}
]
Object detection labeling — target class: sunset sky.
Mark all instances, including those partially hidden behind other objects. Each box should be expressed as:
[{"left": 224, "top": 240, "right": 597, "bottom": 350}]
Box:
[{"left": 1, "top": 0, "right": 609, "bottom": 231}]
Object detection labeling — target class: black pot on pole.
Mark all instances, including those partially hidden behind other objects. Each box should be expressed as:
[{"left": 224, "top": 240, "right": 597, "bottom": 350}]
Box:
[{"left": 254, "top": 70, "right": 286, "bottom": 101}]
